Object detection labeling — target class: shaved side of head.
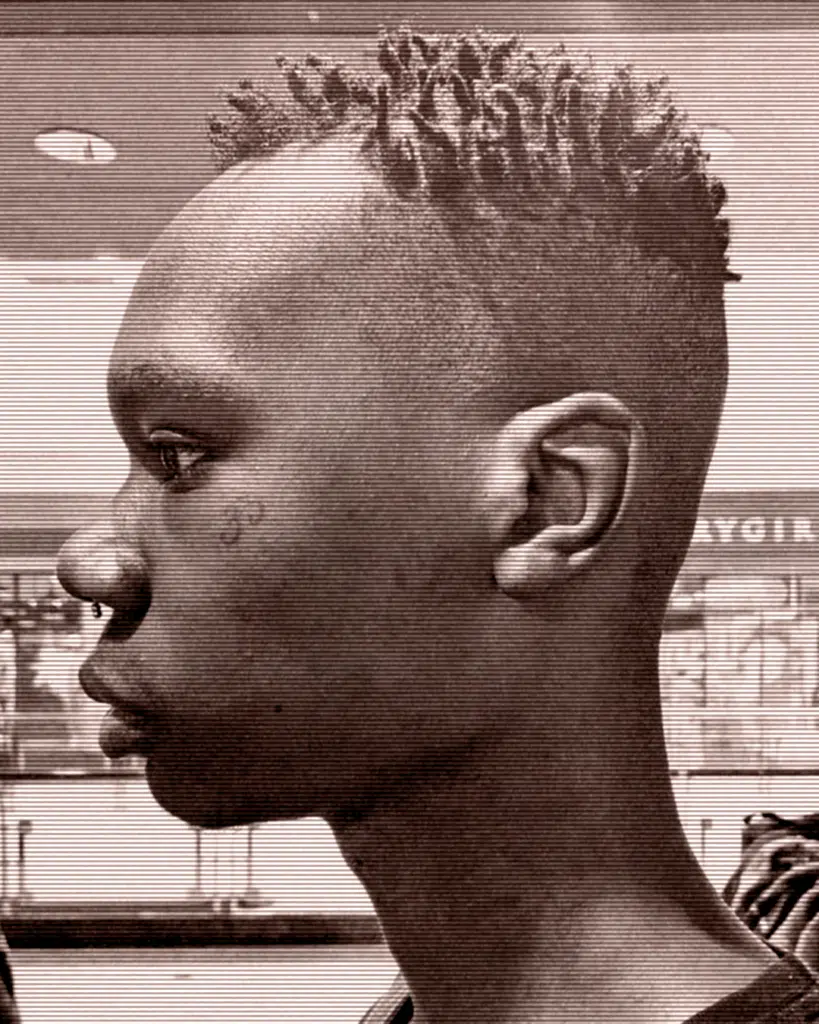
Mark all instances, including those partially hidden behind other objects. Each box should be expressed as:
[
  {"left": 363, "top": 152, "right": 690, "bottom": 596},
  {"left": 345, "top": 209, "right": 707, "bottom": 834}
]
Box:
[{"left": 202, "top": 28, "right": 733, "bottom": 613}]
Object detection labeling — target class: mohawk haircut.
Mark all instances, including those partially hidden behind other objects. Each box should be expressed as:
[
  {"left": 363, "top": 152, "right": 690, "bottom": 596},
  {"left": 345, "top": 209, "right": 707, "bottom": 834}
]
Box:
[{"left": 207, "top": 27, "right": 736, "bottom": 283}]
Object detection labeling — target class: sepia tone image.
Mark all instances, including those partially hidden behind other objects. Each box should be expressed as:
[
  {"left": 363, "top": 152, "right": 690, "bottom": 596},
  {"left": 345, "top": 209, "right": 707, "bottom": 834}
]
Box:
[{"left": 1, "top": 2, "right": 819, "bottom": 1021}]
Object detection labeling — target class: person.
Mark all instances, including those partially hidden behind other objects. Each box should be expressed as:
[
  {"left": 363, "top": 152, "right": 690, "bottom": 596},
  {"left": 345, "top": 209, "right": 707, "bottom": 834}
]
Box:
[
  {"left": 55, "top": 27, "right": 819, "bottom": 1024},
  {"left": 724, "top": 811, "right": 819, "bottom": 971}
]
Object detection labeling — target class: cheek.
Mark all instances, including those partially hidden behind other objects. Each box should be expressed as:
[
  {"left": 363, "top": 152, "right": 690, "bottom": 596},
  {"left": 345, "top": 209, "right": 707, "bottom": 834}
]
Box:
[
  {"left": 147, "top": 477, "right": 359, "bottom": 663},
  {"left": 152, "top": 460, "right": 317, "bottom": 587},
  {"left": 148, "top": 450, "right": 480, "bottom": 658}
]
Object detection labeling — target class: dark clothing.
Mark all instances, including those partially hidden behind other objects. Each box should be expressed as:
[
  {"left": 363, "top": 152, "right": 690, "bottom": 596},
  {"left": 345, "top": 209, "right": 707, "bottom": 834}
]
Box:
[
  {"left": 0, "top": 932, "right": 19, "bottom": 1024},
  {"left": 723, "top": 812, "right": 819, "bottom": 971},
  {"left": 686, "top": 951, "right": 819, "bottom": 1023},
  {"left": 360, "top": 949, "right": 819, "bottom": 1024}
]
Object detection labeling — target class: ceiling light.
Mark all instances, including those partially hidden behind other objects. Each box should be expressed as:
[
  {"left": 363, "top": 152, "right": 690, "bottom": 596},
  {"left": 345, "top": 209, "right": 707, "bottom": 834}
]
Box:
[
  {"left": 34, "top": 128, "right": 117, "bottom": 165},
  {"left": 700, "top": 126, "right": 736, "bottom": 160}
]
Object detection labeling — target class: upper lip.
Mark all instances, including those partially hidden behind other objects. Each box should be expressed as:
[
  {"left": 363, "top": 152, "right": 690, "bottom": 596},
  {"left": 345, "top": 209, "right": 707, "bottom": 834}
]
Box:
[{"left": 79, "top": 657, "right": 154, "bottom": 720}]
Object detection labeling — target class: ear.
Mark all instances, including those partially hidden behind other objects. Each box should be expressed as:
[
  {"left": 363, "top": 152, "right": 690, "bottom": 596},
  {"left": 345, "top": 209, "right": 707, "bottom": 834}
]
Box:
[{"left": 485, "top": 392, "right": 646, "bottom": 600}]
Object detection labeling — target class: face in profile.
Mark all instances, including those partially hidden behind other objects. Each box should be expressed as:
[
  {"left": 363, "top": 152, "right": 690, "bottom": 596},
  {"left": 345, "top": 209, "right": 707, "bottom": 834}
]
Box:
[{"left": 57, "top": 148, "right": 505, "bottom": 829}]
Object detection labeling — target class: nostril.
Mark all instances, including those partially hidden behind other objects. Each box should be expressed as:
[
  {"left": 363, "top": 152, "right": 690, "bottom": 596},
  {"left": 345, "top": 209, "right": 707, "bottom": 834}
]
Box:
[
  {"left": 117, "top": 582, "right": 152, "bottom": 620},
  {"left": 111, "top": 552, "right": 152, "bottom": 617},
  {"left": 104, "top": 601, "right": 151, "bottom": 642}
]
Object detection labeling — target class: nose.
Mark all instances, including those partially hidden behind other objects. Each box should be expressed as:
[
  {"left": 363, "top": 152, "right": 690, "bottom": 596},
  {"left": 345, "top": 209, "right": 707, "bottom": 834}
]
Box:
[{"left": 56, "top": 520, "right": 150, "bottom": 617}]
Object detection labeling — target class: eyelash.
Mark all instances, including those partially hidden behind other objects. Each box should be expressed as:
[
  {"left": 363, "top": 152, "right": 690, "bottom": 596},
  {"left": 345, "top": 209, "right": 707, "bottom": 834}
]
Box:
[{"left": 153, "top": 439, "right": 207, "bottom": 487}]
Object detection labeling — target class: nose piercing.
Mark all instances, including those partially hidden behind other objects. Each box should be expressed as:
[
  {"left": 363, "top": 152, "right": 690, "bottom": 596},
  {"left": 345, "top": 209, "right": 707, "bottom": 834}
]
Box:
[{"left": 91, "top": 601, "right": 103, "bottom": 619}]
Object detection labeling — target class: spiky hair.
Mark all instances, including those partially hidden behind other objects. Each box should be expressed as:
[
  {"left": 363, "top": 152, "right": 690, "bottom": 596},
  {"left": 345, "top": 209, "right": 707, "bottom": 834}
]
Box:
[{"left": 207, "top": 27, "right": 736, "bottom": 282}]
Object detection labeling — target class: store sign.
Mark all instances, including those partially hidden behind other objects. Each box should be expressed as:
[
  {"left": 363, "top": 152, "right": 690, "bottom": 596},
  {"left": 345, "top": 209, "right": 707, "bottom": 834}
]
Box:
[{"left": 692, "top": 515, "right": 819, "bottom": 547}]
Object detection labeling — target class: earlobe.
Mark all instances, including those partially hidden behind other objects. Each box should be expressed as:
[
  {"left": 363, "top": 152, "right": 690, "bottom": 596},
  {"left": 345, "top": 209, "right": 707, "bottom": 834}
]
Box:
[{"left": 488, "top": 393, "right": 645, "bottom": 600}]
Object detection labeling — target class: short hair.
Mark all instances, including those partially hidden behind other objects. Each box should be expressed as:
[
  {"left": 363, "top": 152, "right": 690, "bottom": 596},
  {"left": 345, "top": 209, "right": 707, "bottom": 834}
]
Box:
[
  {"left": 204, "top": 28, "right": 734, "bottom": 599},
  {"left": 206, "top": 26, "right": 735, "bottom": 285}
]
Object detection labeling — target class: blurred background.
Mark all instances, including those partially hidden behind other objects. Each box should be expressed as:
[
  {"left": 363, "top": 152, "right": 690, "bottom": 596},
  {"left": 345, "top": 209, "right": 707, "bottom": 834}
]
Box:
[{"left": 2, "top": 1, "right": 819, "bottom": 1019}]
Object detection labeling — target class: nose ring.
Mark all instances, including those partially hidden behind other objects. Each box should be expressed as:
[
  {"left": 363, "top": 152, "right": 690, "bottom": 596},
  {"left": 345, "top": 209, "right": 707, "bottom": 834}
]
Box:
[{"left": 91, "top": 601, "right": 103, "bottom": 620}]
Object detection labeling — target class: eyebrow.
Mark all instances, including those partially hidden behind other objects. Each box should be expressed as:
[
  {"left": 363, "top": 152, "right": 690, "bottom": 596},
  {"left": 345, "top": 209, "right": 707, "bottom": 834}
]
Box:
[{"left": 108, "top": 360, "right": 242, "bottom": 413}]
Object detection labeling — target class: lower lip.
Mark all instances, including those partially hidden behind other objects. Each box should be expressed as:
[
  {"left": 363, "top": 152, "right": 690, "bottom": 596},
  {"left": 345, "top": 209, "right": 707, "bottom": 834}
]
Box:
[{"left": 99, "top": 708, "right": 156, "bottom": 759}]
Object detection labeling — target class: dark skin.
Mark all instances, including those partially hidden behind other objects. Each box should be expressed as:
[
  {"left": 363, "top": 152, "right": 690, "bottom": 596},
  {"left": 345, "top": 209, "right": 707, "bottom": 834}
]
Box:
[{"left": 58, "top": 143, "right": 775, "bottom": 1023}]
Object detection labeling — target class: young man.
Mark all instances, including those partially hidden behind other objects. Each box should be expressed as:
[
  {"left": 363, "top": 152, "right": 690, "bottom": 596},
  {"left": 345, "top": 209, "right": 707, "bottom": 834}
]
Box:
[{"left": 57, "top": 29, "right": 819, "bottom": 1024}]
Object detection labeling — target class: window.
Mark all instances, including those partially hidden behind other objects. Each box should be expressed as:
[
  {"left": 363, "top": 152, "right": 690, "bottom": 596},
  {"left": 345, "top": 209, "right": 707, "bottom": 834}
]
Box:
[
  {"left": 0, "top": 572, "right": 137, "bottom": 774},
  {"left": 662, "top": 574, "right": 819, "bottom": 771}
]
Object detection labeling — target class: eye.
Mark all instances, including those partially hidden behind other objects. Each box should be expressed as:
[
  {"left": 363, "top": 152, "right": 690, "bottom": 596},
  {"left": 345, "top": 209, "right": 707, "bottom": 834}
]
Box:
[
  {"left": 158, "top": 443, "right": 201, "bottom": 479},
  {"left": 149, "top": 431, "right": 207, "bottom": 485}
]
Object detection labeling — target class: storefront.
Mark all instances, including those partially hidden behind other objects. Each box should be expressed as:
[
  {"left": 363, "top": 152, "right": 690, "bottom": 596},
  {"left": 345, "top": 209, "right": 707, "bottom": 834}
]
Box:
[{"left": 663, "top": 490, "right": 819, "bottom": 775}]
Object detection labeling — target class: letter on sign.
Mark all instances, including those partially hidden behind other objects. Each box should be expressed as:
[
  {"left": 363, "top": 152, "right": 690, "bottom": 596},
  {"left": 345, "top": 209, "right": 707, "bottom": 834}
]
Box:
[
  {"left": 740, "top": 516, "right": 766, "bottom": 543},
  {"left": 793, "top": 517, "right": 817, "bottom": 543},
  {"left": 713, "top": 518, "right": 738, "bottom": 543}
]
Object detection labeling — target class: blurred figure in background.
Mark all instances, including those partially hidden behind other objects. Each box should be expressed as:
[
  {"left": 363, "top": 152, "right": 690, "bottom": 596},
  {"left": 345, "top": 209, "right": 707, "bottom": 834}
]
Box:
[
  {"left": 725, "top": 812, "right": 819, "bottom": 972},
  {"left": 57, "top": 27, "right": 816, "bottom": 1024}
]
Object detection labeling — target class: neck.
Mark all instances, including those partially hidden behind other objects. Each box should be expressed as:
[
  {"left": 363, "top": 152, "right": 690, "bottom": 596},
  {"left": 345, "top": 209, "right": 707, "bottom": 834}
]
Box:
[{"left": 328, "top": 659, "right": 774, "bottom": 1024}]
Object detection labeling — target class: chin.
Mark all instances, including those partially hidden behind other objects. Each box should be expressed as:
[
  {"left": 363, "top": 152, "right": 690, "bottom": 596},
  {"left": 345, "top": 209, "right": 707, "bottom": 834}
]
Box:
[
  {"left": 145, "top": 757, "right": 260, "bottom": 829},
  {"left": 144, "top": 754, "right": 318, "bottom": 828}
]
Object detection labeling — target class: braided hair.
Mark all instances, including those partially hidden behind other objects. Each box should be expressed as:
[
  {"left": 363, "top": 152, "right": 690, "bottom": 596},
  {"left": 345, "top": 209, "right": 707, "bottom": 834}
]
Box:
[{"left": 207, "top": 27, "right": 736, "bottom": 284}]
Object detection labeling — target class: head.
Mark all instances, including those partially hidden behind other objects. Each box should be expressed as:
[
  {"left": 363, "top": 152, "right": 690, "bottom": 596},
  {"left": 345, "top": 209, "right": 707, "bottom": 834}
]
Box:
[{"left": 57, "top": 30, "right": 731, "bottom": 829}]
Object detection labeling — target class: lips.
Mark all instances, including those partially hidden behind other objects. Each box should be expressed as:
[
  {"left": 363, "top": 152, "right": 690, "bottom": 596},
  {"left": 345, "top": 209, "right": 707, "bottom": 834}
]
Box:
[
  {"left": 79, "top": 657, "right": 158, "bottom": 759},
  {"left": 99, "top": 707, "right": 156, "bottom": 759}
]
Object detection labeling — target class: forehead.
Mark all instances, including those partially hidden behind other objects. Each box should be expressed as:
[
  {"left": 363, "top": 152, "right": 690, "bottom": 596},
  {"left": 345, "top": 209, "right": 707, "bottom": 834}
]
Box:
[
  {"left": 111, "top": 145, "right": 486, "bottom": 406},
  {"left": 110, "top": 148, "right": 378, "bottom": 390},
  {"left": 121, "top": 144, "right": 378, "bottom": 333}
]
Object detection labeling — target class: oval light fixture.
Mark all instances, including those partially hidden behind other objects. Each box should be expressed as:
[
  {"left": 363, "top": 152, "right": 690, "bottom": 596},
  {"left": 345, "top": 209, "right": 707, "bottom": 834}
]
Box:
[
  {"left": 34, "top": 128, "right": 117, "bottom": 165},
  {"left": 699, "top": 125, "right": 736, "bottom": 160}
]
